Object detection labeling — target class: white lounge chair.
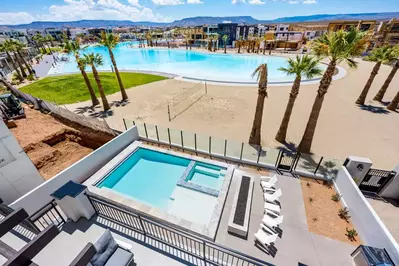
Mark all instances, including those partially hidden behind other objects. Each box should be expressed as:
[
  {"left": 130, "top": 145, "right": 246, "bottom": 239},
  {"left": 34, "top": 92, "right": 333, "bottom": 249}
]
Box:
[
  {"left": 254, "top": 226, "right": 278, "bottom": 248},
  {"left": 260, "top": 174, "right": 277, "bottom": 182},
  {"left": 264, "top": 202, "right": 281, "bottom": 214},
  {"left": 264, "top": 189, "right": 282, "bottom": 203},
  {"left": 260, "top": 176, "right": 278, "bottom": 190},
  {"left": 262, "top": 212, "right": 284, "bottom": 228}
]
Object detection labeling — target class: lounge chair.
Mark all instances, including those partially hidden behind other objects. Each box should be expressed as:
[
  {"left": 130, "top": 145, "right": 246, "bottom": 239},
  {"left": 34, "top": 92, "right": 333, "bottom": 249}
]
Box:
[
  {"left": 260, "top": 176, "right": 278, "bottom": 190},
  {"left": 260, "top": 174, "right": 277, "bottom": 182},
  {"left": 262, "top": 212, "right": 284, "bottom": 229},
  {"left": 264, "top": 189, "right": 282, "bottom": 203},
  {"left": 264, "top": 202, "right": 281, "bottom": 214},
  {"left": 254, "top": 226, "right": 278, "bottom": 248}
]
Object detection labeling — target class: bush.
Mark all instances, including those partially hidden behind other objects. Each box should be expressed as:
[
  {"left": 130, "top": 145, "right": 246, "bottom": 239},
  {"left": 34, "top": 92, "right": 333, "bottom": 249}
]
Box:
[
  {"left": 26, "top": 74, "right": 35, "bottom": 81},
  {"left": 339, "top": 207, "right": 351, "bottom": 221},
  {"left": 331, "top": 192, "right": 341, "bottom": 202},
  {"left": 346, "top": 228, "right": 358, "bottom": 241},
  {"left": 306, "top": 182, "right": 312, "bottom": 188}
]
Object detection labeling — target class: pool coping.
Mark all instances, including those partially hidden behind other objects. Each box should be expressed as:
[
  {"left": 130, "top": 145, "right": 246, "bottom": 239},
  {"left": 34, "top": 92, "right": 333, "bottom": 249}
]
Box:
[{"left": 83, "top": 141, "right": 235, "bottom": 241}]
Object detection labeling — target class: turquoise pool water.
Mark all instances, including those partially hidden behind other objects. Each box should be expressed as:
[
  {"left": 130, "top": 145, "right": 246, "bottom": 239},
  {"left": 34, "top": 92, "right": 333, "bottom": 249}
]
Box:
[
  {"left": 97, "top": 148, "right": 225, "bottom": 210},
  {"left": 50, "top": 42, "right": 326, "bottom": 83}
]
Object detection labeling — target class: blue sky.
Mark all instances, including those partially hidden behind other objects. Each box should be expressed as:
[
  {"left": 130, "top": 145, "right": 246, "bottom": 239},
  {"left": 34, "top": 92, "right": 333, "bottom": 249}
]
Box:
[{"left": 0, "top": 0, "right": 398, "bottom": 25}]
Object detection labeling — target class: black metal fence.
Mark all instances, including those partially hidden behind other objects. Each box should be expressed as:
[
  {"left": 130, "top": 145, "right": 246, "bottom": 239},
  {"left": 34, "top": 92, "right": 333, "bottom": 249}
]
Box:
[
  {"left": 359, "top": 168, "right": 396, "bottom": 194},
  {"left": 87, "top": 194, "right": 273, "bottom": 266},
  {"left": 124, "top": 120, "right": 341, "bottom": 181}
]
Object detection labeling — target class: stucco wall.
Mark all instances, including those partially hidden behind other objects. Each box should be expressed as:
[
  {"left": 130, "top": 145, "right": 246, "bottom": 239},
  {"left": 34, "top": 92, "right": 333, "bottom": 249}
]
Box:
[
  {"left": 334, "top": 167, "right": 399, "bottom": 264},
  {"left": 0, "top": 121, "right": 44, "bottom": 204},
  {"left": 379, "top": 164, "right": 399, "bottom": 199},
  {"left": 10, "top": 126, "right": 139, "bottom": 214}
]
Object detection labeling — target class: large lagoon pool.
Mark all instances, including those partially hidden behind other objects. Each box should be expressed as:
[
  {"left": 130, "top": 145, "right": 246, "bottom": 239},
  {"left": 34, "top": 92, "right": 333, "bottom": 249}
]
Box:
[
  {"left": 96, "top": 147, "right": 229, "bottom": 226},
  {"left": 50, "top": 42, "right": 326, "bottom": 83}
]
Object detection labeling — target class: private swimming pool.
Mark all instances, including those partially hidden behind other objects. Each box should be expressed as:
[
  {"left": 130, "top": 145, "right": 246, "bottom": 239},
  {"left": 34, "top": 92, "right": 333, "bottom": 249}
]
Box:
[{"left": 88, "top": 144, "right": 234, "bottom": 239}]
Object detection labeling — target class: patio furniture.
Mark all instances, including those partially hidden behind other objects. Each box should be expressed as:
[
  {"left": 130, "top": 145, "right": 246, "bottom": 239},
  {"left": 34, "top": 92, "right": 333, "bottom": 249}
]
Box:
[
  {"left": 260, "top": 176, "right": 278, "bottom": 190},
  {"left": 264, "top": 202, "right": 281, "bottom": 214},
  {"left": 254, "top": 226, "right": 278, "bottom": 248},
  {"left": 264, "top": 189, "right": 282, "bottom": 203},
  {"left": 262, "top": 212, "right": 284, "bottom": 229},
  {"left": 260, "top": 174, "right": 277, "bottom": 182},
  {"left": 69, "top": 229, "right": 134, "bottom": 266}
]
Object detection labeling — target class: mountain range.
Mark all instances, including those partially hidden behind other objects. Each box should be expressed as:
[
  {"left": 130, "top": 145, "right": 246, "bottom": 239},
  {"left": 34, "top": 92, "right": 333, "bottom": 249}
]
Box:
[{"left": 1, "top": 12, "right": 399, "bottom": 29}]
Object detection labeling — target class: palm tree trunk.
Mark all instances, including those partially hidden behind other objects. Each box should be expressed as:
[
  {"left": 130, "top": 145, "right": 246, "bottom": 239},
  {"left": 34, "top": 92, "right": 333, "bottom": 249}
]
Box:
[
  {"left": 249, "top": 88, "right": 267, "bottom": 145},
  {"left": 373, "top": 62, "right": 398, "bottom": 102},
  {"left": 387, "top": 89, "right": 399, "bottom": 111},
  {"left": 108, "top": 47, "right": 127, "bottom": 100},
  {"left": 356, "top": 62, "right": 381, "bottom": 105},
  {"left": 263, "top": 42, "right": 266, "bottom": 55},
  {"left": 92, "top": 66, "right": 110, "bottom": 111},
  {"left": 6, "top": 51, "right": 23, "bottom": 81},
  {"left": 224, "top": 43, "right": 227, "bottom": 54},
  {"left": 298, "top": 61, "right": 336, "bottom": 153},
  {"left": 17, "top": 50, "right": 34, "bottom": 76},
  {"left": 14, "top": 52, "right": 27, "bottom": 78},
  {"left": 76, "top": 55, "right": 99, "bottom": 106},
  {"left": 238, "top": 44, "right": 241, "bottom": 54},
  {"left": 275, "top": 76, "right": 301, "bottom": 143},
  {"left": 269, "top": 42, "right": 273, "bottom": 55}
]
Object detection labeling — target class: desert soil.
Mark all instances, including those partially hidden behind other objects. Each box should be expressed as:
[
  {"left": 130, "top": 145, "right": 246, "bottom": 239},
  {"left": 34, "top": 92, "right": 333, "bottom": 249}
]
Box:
[
  {"left": 300, "top": 177, "right": 362, "bottom": 245},
  {"left": 66, "top": 58, "right": 399, "bottom": 169},
  {"left": 11, "top": 107, "right": 94, "bottom": 180}
]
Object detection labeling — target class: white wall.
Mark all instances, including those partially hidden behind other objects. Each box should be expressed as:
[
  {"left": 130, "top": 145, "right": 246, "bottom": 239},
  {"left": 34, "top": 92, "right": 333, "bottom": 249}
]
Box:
[
  {"left": 10, "top": 126, "right": 139, "bottom": 215},
  {"left": 380, "top": 163, "right": 399, "bottom": 199},
  {"left": 334, "top": 167, "right": 399, "bottom": 264},
  {"left": 0, "top": 121, "right": 44, "bottom": 204}
]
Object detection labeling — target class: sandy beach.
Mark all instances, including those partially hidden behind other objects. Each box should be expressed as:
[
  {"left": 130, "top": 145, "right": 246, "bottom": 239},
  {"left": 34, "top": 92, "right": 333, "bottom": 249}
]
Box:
[{"left": 66, "top": 59, "right": 399, "bottom": 169}]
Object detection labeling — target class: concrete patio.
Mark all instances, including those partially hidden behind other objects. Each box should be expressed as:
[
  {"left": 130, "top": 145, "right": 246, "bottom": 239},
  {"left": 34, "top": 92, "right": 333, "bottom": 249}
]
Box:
[{"left": 216, "top": 168, "right": 357, "bottom": 266}]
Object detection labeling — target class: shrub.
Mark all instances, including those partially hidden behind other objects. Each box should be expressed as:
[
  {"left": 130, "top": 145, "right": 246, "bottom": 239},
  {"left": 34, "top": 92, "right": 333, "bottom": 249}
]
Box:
[
  {"left": 323, "top": 180, "right": 332, "bottom": 189},
  {"left": 339, "top": 207, "right": 351, "bottom": 221},
  {"left": 306, "top": 182, "right": 312, "bottom": 188},
  {"left": 26, "top": 74, "right": 35, "bottom": 81},
  {"left": 309, "top": 197, "right": 314, "bottom": 203},
  {"left": 331, "top": 192, "right": 341, "bottom": 202},
  {"left": 346, "top": 228, "right": 358, "bottom": 241},
  {"left": 312, "top": 217, "right": 318, "bottom": 222}
]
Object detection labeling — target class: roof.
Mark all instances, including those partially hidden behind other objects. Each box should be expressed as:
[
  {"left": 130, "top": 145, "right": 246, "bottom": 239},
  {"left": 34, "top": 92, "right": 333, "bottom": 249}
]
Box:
[{"left": 50, "top": 181, "right": 87, "bottom": 200}]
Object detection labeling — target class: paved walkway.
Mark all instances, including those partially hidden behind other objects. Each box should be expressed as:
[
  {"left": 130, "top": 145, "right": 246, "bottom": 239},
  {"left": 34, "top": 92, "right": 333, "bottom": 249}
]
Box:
[
  {"left": 368, "top": 198, "right": 399, "bottom": 244},
  {"left": 216, "top": 169, "right": 356, "bottom": 265},
  {"left": 32, "top": 54, "right": 57, "bottom": 78}
]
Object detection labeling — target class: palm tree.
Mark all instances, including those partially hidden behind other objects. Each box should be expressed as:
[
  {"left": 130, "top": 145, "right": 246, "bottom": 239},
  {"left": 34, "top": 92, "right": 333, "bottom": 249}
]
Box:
[
  {"left": 64, "top": 40, "right": 99, "bottom": 106},
  {"left": 249, "top": 63, "right": 268, "bottom": 145},
  {"left": 298, "top": 29, "right": 368, "bottom": 153},
  {"left": 0, "top": 42, "right": 23, "bottom": 81},
  {"left": 184, "top": 34, "right": 189, "bottom": 50},
  {"left": 373, "top": 60, "right": 399, "bottom": 102},
  {"left": 222, "top": 35, "right": 229, "bottom": 54},
  {"left": 5, "top": 40, "right": 27, "bottom": 78},
  {"left": 387, "top": 89, "right": 399, "bottom": 111},
  {"left": 46, "top": 34, "right": 55, "bottom": 47},
  {"left": 100, "top": 32, "right": 128, "bottom": 101},
  {"left": 356, "top": 45, "right": 397, "bottom": 105},
  {"left": 79, "top": 53, "right": 110, "bottom": 111},
  {"left": 33, "top": 34, "right": 48, "bottom": 53},
  {"left": 237, "top": 37, "right": 242, "bottom": 54},
  {"left": 275, "top": 55, "right": 322, "bottom": 143},
  {"left": 12, "top": 40, "right": 34, "bottom": 76},
  {"left": 213, "top": 34, "right": 219, "bottom": 52}
]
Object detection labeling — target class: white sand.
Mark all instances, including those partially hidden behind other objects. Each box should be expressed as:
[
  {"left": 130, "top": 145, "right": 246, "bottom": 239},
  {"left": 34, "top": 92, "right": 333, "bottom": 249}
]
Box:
[{"left": 66, "top": 59, "right": 399, "bottom": 169}]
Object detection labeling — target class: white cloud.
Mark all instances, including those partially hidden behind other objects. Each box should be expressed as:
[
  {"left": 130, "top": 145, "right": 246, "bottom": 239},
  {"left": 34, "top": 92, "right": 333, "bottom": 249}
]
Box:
[
  {"left": 152, "top": 0, "right": 184, "bottom": 5},
  {"left": 303, "top": 0, "right": 317, "bottom": 3},
  {"left": 232, "top": 0, "right": 245, "bottom": 4},
  {"left": 187, "top": 0, "right": 204, "bottom": 3},
  {"left": 0, "top": 0, "right": 172, "bottom": 25},
  {"left": 248, "top": 0, "right": 265, "bottom": 4},
  {"left": 289, "top": 0, "right": 299, "bottom": 3},
  {"left": 0, "top": 12, "right": 35, "bottom": 25}
]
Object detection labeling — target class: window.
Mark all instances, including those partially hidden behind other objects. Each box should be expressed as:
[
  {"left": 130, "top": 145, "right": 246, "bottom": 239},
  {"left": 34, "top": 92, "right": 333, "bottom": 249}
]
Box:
[
  {"left": 307, "top": 32, "right": 311, "bottom": 35},
  {"left": 280, "top": 27, "right": 284, "bottom": 31},
  {"left": 360, "top": 24, "right": 371, "bottom": 31},
  {"left": 282, "top": 33, "right": 285, "bottom": 37}
]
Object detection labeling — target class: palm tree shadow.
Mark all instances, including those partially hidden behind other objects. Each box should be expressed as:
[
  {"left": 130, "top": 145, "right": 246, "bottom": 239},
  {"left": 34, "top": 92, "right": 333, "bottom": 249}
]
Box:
[
  {"left": 358, "top": 104, "right": 389, "bottom": 114},
  {"left": 111, "top": 99, "right": 130, "bottom": 108},
  {"left": 75, "top": 105, "right": 102, "bottom": 114}
]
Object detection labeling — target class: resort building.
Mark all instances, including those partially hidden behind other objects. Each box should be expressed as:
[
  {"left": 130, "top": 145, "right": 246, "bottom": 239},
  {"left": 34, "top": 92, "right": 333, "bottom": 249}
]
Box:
[
  {"left": 87, "top": 27, "right": 113, "bottom": 38},
  {"left": 203, "top": 24, "right": 219, "bottom": 38},
  {"left": 0, "top": 28, "right": 28, "bottom": 44},
  {"left": 217, "top": 22, "right": 238, "bottom": 45},
  {"left": 178, "top": 26, "right": 205, "bottom": 40},
  {"left": 44, "top": 28, "right": 64, "bottom": 41},
  {"left": 375, "top": 18, "right": 399, "bottom": 46},
  {"left": 327, "top": 20, "right": 376, "bottom": 33},
  {"left": 69, "top": 28, "right": 89, "bottom": 40}
]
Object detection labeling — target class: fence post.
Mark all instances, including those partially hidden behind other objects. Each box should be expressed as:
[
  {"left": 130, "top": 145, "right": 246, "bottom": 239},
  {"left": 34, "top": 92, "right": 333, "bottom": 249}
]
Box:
[
  {"left": 314, "top": 156, "right": 323, "bottom": 175},
  {"left": 155, "top": 125, "right": 160, "bottom": 142},
  {"left": 239, "top": 143, "right": 244, "bottom": 161},
  {"left": 257, "top": 146, "right": 261, "bottom": 164},
  {"left": 167, "top": 128, "right": 171, "bottom": 147},
  {"left": 194, "top": 133, "right": 197, "bottom": 154},
  {"left": 294, "top": 153, "right": 301, "bottom": 171},
  {"left": 167, "top": 104, "right": 171, "bottom": 122},
  {"left": 209, "top": 136, "right": 211, "bottom": 154},
  {"left": 132, "top": 120, "right": 136, "bottom": 126},
  {"left": 181, "top": 130, "right": 184, "bottom": 150},
  {"left": 123, "top": 118, "right": 127, "bottom": 130},
  {"left": 137, "top": 216, "right": 147, "bottom": 237},
  {"left": 51, "top": 201, "right": 66, "bottom": 224},
  {"left": 143, "top": 123, "right": 148, "bottom": 139},
  {"left": 203, "top": 242, "right": 206, "bottom": 260},
  {"left": 275, "top": 150, "right": 282, "bottom": 168},
  {"left": 224, "top": 139, "right": 227, "bottom": 157},
  {"left": 204, "top": 79, "right": 208, "bottom": 94}
]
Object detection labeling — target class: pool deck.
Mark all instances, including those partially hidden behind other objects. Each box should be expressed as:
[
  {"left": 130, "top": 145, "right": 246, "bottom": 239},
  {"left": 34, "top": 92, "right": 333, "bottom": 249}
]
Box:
[
  {"left": 214, "top": 168, "right": 356, "bottom": 265},
  {"left": 84, "top": 141, "right": 235, "bottom": 241}
]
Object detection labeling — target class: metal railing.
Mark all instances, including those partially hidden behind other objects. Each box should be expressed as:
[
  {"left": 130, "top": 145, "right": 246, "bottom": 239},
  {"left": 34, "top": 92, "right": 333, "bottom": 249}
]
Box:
[
  {"left": 124, "top": 120, "right": 342, "bottom": 181},
  {"left": 27, "top": 200, "right": 66, "bottom": 232},
  {"left": 87, "top": 194, "right": 273, "bottom": 266}
]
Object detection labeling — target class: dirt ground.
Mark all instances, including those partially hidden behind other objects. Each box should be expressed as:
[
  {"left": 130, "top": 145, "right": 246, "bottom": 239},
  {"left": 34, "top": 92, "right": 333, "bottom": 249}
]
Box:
[
  {"left": 10, "top": 108, "right": 95, "bottom": 180},
  {"left": 300, "top": 177, "right": 362, "bottom": 245}
]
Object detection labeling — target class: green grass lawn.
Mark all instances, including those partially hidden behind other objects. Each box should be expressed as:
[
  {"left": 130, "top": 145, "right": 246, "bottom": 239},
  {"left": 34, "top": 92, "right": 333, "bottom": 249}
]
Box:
[{"left": 20, "top": 72, "right": 167, "bottom": 105}]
